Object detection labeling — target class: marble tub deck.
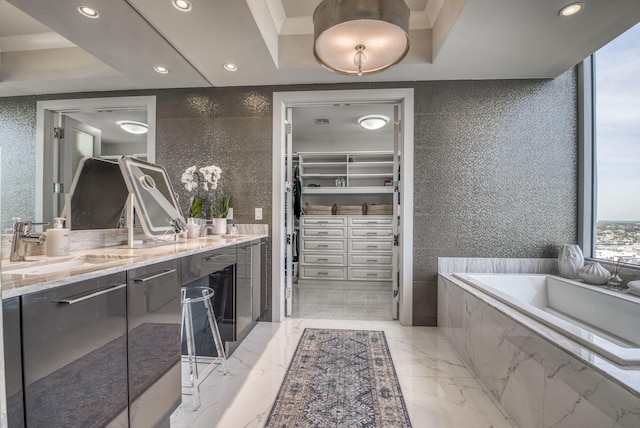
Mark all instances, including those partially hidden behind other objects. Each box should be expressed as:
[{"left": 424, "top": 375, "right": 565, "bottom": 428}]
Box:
[{"left": 170, "top": 318, "right": 519, "bottom": 428}]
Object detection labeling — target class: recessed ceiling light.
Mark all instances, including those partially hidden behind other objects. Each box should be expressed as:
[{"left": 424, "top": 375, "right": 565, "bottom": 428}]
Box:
[
  {"left": 223, "top": 63, "right": 238, "bottom": 72},
  {"left": 76, "top": 5, "right": 99, "bottom": 18},
  {"left": 358, "top": 115, "right": 390, "bottom": 130},
  {"left": 154, "top": 65, "right": 170, "bottom": 74},
  {"left": 117, "top": 120, "right": 148, "bottom": 135},
  {"left": 559, "top": 3, "right": 584, "bottom": 17},
  {"left": 172, "top": 0, "right": 192, "bottom": 12}
]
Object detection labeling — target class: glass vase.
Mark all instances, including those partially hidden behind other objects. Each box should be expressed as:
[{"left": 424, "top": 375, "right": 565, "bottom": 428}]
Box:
[{"left": 607, "top": 274, "right": 624, "bottom": 290}]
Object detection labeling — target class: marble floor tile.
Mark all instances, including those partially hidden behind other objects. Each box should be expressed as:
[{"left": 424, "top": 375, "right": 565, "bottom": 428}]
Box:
[
  {"left": 398, "top": 376, "right": 519, "bottom": 428},
  {"left": 170, "top": 318, "right": 519, "bottom": 428}
]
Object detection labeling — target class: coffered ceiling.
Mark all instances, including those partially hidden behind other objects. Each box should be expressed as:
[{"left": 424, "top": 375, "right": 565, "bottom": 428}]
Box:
[{"left": 1, "top": 0, "right": 639, "bottom": 96}]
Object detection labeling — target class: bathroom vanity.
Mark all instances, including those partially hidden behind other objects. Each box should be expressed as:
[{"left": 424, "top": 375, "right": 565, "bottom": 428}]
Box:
[{"left": 1, "top": 233, "right": 267, "bottom": 428}]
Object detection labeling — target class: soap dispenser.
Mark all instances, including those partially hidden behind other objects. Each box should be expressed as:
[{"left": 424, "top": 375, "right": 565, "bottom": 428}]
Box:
[{"left": 47, "top": 217, "right": 70, "bottom": 257}]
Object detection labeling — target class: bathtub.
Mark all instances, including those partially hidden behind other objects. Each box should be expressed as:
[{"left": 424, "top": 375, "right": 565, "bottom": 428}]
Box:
[{"left": 452, "top": 273, "right": 640, "bottom": 366}]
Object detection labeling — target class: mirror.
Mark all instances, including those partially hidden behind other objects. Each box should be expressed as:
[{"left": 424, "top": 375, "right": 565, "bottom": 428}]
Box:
[
  {"left": 62, "top": 157, "right": 129, "bottom": 230},
  {"left": 29, "top": 96, "right": 156, "bottom": 229},
  {"left": 118, "top": 156, "right": 186, "bottom": 238}
]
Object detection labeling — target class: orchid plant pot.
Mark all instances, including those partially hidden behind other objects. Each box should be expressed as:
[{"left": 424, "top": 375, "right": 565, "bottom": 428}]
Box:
[{"left": 213, "top": 218, "right": 227, "bottom": 235}]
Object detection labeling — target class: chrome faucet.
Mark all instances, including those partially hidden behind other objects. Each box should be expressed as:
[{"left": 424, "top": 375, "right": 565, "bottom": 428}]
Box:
[{"left": 10, "top": 221, "right": 49, "bottom": 262}]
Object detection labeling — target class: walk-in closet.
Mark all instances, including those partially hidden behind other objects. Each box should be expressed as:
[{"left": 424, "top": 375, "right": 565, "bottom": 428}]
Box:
[{"left": 285, "top": 103, "right": 401, "bottom": 320}]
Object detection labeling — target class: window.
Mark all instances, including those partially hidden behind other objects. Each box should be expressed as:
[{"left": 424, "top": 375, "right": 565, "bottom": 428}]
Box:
[{"left": 591, "top": 23, "right": 640, "bottom": 265}]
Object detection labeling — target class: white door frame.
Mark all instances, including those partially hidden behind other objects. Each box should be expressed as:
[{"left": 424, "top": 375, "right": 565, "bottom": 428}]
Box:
[{"left": 272, "top": 89, "right": 414, "bottom": 325}]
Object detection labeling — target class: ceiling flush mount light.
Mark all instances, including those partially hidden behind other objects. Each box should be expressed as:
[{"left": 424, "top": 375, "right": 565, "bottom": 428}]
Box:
[
  {"left": 76, "top": 5, "right": 99, "bottom": 18},
  {"left": 154, "top": 65, "right": 170, "bottom": 74},
  {"left": 313, "top": 0, "right": 410, "bottom": 76},
  {"left": 223, "top": 63, "right": 238, "bottom": 72},
  {"left": 171, "top": 0, "right": 192, "bottom": 12},
  {"left": 117, "top": 120, "right": 148, "bottom": 135},
  {"left": 559, "top": 2, "right": 584, "bottom": 17},
  {"left": 358, "top": 115, "right": 389, "bottom": 130}
]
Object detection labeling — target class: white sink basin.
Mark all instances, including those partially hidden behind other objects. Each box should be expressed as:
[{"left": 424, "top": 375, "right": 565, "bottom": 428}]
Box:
[{"left": 2, "top": 254, "right": 132, "bottom": 276}]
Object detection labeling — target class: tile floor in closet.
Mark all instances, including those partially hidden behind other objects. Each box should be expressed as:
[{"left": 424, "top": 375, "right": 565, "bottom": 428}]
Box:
[{"left": 170, "top": 316, "right": 519, "bottom": 427}]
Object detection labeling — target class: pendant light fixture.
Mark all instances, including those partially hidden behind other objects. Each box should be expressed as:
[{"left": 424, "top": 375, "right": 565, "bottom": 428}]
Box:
[{"left": 313, "top": 0, "right": 410, "bottom": 76}]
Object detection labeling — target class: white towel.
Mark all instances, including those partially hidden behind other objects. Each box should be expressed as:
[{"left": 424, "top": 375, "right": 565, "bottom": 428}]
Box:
[
  {"left": 627, "top": 280, "right": 640, "bottom": 292},
  {"left": 627, "top": 285, "right": 640, "bottom": 297}
]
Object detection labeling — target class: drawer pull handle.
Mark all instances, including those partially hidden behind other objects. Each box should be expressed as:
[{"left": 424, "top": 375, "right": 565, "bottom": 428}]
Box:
[
  {"left": 134, "top": 269, "right": 177, "bottom": 282},
  {"left": 366, "top": 245, "right": 378, "bottom": 248},
  {"left": 317, "top": 221, "right": 329, "bottom": 224},
  {"left": 204, "top": 254, "right": 227, "bottom": 262},
  {"left": 366, "top": 221, "right": 378, "bottom": 224},
  {"left": 367, "top": 273, "right": 378, "bottom": 277},
  {"left": 55, "top": 284, "right": 127, "bottom": 305},
  {"left": 366, "top": 259, "right": 377, "bottom": 262},
  {"left": 318, "top": 272, "right": 329, "bottom": 275},
  {"left": 318, "top": 245, "right": 329, "bottom": 248},
  {"left": 318, "top": 258, "right": 329, "bottom": 262},
  {"left": 366, "top": 232, "right": 377, "bottom": 235},
  {"left": 317, "top": 232, "right": 329, "bottom": 235}
]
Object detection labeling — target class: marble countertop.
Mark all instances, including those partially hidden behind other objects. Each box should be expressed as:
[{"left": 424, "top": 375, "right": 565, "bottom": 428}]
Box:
[{"left": 1, "top": 234, "right": 267, "bottom": 299}]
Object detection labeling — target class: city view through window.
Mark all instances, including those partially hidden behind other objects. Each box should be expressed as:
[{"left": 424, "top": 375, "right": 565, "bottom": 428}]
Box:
[{"left": 594, "top": 22, "right": 640, "bottom": 265}]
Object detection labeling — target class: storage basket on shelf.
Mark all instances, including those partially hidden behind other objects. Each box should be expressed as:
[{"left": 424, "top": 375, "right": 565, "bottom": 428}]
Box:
[
  {"left": 335, "top": 205, "right": 364, "bottom": 215},
  {"left": 366, "top": 204, "right": 393, "bottom": 215},
  {"left": 305, "top": 204, "right": 335, "bottom": 215}
]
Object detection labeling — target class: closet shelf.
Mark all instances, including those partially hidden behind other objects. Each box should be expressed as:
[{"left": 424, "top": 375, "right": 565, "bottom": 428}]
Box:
[{"left": 302, "top": 187, "right": 394, "bottom": 194}]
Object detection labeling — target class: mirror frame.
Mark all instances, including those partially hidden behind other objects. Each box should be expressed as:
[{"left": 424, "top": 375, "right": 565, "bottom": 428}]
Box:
[{"left": 35, "top": 96, "right": 156, "bottom": 223}]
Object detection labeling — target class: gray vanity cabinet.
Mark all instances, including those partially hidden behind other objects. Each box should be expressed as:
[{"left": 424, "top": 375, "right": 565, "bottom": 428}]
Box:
[
  {"left": 21, "top": 272, "right": 128, "bottom": 428},
  {"left": 126, "top": 259, "right": 181, "bottom": 428},
  {"left": 3, "top": 298, "right": 24, "bottom": 428}
]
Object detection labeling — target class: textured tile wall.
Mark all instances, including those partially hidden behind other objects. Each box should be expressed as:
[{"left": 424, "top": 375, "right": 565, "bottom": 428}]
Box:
[
  {"left": 0, "top": 69, "right": 578, "bottom": 325},
  {"left": 0, "top": 96, "right": 38, "bottom": 226},
  {"left": 411, "top": 69, "right": 578, "bottom": 325}
]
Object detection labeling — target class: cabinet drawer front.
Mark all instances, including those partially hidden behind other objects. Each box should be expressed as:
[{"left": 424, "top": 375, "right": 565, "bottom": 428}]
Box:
[
  {"left": 300, "top": 266, "right": 347, "bottom": 280},
  {"left": 302, "top": 253, "right": 346, "bottom": 266},
  {"left": 349, "top": 254, "right": 393, "bottom": 266},
  {"left": 302, "top": 216, "right": 346, "bottom": 227},
  {"left": 302, "top": 227, "right": 346, "bottom": 238},
  {"left": 302, "top": 239, "right": 346, "bottom": 252},
  {"left": 348, "top": 268, "right": 393, "bottom": 280},
  {"left": 349, "top": 216, "right": 393, "bottom": 227},
  {"left": 349, "top": 240, "right": 394, "bottom": 252},
  {"left": 348, "top": 227, "right": 393, "bottom": 239}
]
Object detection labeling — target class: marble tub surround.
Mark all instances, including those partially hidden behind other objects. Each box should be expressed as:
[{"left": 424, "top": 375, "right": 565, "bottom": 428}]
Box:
[
  {"left": 438, "top": 257, "right": 558, "bottom": 275},
  {"left": 454, "top": 273, "right": 640, "bottom": 365},
  {"left": 439, "top": 274, "right": 640, "bottom": 428},
  {"left": 1, "top": 233, "right": 267, "bottom": 299}
]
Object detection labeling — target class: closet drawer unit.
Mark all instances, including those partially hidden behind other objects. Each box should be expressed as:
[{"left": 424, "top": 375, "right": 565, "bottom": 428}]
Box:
[
  {"left": 349, "top": 254, "right": 393, "bottom": 266},
  {"left": 349, "top": 216, "right": 393, "bottom": 227},
  {"left": 348, "top": 227, "right": 393, "bottom": 239},
  {"left": 302, "top": 227, "right": 346, "bottom": 238},
  {"left": 349, "top": 240, "right": 394, "bottom": 253},
  {"left": 348, "top": 267, "right": 393, "bottom": 281},
  {"left": 301, "top": 216, "right": 347, "bottom": 227},
  {"left": 300, "top": 266, "right": 347, "bottom": 280},
  {"left": 302, "top": 253, "right": 346, "bottom": 266},
  {"left": 302, "top": 239, "right": 346, "bottom": 252}
]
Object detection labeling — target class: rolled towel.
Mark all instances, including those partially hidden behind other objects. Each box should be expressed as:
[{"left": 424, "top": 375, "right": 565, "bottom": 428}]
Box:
[
  {"left": 627, "top": 280, "right": 640, "bottom": 292},
  {"left": 627, "top": 287, "right": 640, "bottom": 298}
]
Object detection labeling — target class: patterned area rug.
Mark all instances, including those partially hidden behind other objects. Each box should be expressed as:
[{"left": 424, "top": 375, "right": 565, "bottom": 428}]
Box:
[{"left": 266, "top": 328, "right": 412, "bottom": 427}]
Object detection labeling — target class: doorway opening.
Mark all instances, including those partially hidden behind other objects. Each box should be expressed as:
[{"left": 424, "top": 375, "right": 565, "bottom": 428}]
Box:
[{"left": 272, "top": 89, "right": 414, "bottom": 325}]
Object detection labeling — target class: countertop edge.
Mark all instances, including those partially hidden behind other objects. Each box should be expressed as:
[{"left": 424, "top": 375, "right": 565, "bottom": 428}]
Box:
[{"left": 1, "top": 234, "right": 268, "bottom": 299}]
